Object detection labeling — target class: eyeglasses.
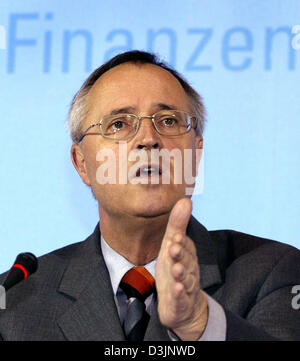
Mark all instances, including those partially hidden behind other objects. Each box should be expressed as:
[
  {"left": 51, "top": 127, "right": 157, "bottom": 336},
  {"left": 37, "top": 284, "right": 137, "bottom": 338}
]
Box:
[{"left": 78, "top": 109, "right": 198, "bottom": 142}]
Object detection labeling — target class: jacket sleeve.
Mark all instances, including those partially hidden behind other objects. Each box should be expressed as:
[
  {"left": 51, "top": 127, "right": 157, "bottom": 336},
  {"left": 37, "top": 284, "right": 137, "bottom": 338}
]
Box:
[{"left": 224, "top": 247, "right": 300, "bottom": 340}]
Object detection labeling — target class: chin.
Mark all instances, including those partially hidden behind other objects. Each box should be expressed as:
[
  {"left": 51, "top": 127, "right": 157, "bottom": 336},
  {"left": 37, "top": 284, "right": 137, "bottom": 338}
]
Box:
[
  {"left": 133, "top": 205, "right": 171, "bottom": 218},
  {"left": 130, "top": 191, "right": 181, "bottom": 218}
]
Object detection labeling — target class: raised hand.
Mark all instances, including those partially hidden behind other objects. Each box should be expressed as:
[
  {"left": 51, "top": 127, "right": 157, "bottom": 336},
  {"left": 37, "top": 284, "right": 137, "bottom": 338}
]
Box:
[{"left": 155, "top": 198, "right": 208, "bottom": 340}]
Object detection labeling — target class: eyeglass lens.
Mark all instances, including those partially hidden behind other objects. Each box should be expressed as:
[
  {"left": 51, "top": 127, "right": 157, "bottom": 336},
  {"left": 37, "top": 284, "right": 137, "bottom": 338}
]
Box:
[{"left": 101, "top": 110, "right": 191, "bottom": 140}]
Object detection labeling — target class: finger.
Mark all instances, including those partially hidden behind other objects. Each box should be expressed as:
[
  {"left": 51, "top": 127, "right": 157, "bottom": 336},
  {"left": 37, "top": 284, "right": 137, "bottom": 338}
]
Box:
[
  {"left": 183, "top": 273, "right": 197, "bottom": 294},
  {"left": 171, "top": 261, "right": 199, "bottom": 289},
  {"left": 170, "top": 234, "right": 196, "bottom": 257},
  {"left": 172, "top": 233, "right": 185, "bottom": 246},
  {"left": 172, "top": 282, "right": 190, "bottom": 311},
  {"left": 172, "top": 263, "right": 186, "bottom": 281},
  {"left": 169, "top": 236, "right": 197, "bottom": 269},
  {"left": 172, "top": 281, "right": 185, "bottom": 299},
  {"left": 169, "top": 242, "right": 184, "bottom": 262},
  {"left": 168, "top": 233, "right": 186, "bottom": 261}
]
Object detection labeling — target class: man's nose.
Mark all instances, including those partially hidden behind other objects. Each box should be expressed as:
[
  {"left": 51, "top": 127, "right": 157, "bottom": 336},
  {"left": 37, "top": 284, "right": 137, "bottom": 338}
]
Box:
[{"left": 135, "top": 117, "right": 160, "bottom": 149}]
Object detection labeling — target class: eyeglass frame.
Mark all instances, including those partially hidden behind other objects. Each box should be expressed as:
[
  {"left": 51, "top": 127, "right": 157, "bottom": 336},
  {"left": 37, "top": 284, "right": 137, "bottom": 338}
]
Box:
[{"left": 78, "top": 109, "right": 198, "bottom": 143}]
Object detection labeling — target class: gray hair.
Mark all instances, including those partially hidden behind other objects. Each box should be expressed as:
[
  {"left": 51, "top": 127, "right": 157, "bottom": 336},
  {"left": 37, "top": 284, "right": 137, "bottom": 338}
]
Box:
[{"left": 67, "top": 51, "right": 206, "bottom": 144}]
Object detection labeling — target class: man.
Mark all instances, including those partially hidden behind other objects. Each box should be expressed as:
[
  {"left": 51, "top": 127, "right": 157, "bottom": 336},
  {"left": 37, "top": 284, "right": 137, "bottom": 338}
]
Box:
[{"left": 0, "top": 50, "right": 299, "bottom": 341}]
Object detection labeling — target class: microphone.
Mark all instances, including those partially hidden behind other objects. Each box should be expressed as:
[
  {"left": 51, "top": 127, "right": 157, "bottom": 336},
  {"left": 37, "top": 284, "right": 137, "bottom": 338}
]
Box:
[{"left": 2, "top": 253, "right": 38, "bottom": 291}]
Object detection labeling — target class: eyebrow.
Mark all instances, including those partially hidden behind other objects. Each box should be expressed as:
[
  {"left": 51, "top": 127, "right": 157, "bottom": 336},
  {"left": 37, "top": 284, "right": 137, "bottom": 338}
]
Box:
[
  {"left": 109, "top": 103, "right": 178, "bottom": 116},
  {"left": 155, "top": 103, "right": 177, "bottom": 111},
  {"left": 109, "top": 107, "right": 136, "bottom": 115}
]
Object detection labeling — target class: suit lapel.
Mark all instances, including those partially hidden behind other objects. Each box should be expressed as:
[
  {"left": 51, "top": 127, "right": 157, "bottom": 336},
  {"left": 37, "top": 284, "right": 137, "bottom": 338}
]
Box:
[
  {"left": 57, "top": 225, "right": 125, "bottom": 341},
  {"left": 187, "top": 216, "right": 222, "bottom": 292},
  {"left": 144, "top": 301, "right": 170, "bottom": 341}
]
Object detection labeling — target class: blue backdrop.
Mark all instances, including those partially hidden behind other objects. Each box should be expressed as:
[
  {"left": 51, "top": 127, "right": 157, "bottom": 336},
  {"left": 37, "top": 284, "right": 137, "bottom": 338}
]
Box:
[{"left": 0, "top": 0, "right": 299, "bottom": 273}]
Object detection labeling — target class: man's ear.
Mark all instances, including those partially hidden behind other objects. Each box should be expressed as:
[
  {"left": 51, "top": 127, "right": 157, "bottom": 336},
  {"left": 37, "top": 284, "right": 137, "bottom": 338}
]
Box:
[
  {"left": 71, "top": 144, "right": 91, "bottom": 186},
  {"left": 194, "top": 135, "right": 203, "bottom": 177},
  {"left": 195, "top": 135, "right": 203, "bottom": 151}
]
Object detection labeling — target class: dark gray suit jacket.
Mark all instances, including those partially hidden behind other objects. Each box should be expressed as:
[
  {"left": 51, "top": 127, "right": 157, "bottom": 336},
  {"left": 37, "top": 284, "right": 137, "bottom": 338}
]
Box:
[{"left": 0, "top": 217, "right": 299, "bottom": 341}]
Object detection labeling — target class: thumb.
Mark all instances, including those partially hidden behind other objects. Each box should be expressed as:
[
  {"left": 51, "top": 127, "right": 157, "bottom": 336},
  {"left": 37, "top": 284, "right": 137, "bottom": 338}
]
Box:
[{"left": 163, "top": 198, "right": 193, "bottom": 244}]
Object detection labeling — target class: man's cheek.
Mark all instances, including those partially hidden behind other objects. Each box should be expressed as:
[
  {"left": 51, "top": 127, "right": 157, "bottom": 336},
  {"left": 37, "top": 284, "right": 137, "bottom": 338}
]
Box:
[{"left": 95, "top": 148, "right": 118, "bottom": 185}]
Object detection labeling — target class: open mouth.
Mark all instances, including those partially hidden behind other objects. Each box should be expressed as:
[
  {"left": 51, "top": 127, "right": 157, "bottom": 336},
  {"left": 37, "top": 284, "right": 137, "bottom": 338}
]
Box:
[{"left": 136, "top": 164, "right": 162, "bottom": 177}]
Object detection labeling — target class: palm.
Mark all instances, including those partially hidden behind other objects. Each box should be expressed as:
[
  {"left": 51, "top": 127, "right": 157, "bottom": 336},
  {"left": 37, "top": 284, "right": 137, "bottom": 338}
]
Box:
[{"left": 155, "top": 198, "right": 207, "bottom": 338}]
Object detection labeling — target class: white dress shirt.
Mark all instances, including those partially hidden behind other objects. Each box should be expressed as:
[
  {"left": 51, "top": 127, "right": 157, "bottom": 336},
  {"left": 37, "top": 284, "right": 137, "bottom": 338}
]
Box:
[{"left": 101, "top": 236, "right": 226, "bottom": 341}]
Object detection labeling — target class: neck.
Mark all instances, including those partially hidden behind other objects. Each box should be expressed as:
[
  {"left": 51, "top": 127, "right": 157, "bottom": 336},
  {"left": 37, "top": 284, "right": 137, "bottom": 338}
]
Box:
[{"left": 99, "top": 207, "right": 170, "bottom": 265}]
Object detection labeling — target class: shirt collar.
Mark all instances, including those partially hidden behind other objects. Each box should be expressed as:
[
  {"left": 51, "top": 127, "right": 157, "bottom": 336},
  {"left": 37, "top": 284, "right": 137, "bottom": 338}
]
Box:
[{"left": 101, "top": 235, "right": 156, "bottom": 295}]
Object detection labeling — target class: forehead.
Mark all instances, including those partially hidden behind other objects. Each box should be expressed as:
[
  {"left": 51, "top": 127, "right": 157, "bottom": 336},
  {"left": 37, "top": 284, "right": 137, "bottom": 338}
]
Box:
[{"left": 85, "top": 62, "right": 190, "bottom": 117}]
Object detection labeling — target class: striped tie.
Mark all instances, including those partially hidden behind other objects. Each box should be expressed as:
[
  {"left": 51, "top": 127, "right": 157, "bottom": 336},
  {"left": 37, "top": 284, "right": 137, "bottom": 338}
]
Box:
[{"left": 120, "top": 267, "right": 155, "bottom": 341}]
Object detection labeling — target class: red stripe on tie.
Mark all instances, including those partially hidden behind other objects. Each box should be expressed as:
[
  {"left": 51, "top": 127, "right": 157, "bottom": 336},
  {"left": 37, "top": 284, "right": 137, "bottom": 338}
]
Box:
[
  {"left": 122, "top": 267, "right": 155, "bottom": 297},
  {"left": 12, "top": 264, "right": 28, "bottom": 280}
]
